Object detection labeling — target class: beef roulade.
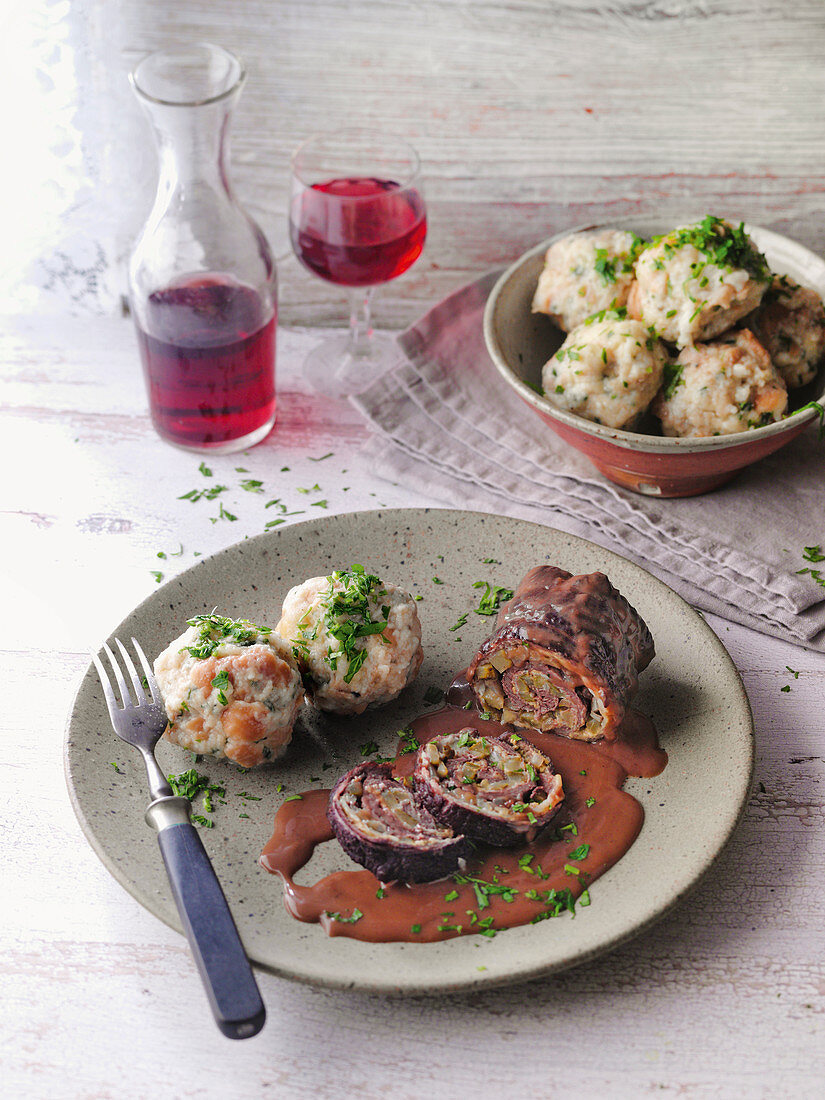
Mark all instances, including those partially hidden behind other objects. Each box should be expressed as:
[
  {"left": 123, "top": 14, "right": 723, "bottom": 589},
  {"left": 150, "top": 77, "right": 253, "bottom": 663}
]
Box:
[
  {"left": 467, "top": 566, "right": 654, "bottom": 742},
  {"left": 413, "top": 729, "right": 564, "bottom": 846},
  {"left": 328, "top": 762, "right": 469, "bottom": 883}
]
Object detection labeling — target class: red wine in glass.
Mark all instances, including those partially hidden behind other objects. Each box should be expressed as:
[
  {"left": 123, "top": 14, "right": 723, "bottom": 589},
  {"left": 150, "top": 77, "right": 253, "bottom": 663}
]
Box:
[
  {"left": 135, "top": 275, "right": 276, "bottom": 449},
  {"left": 289, "top": 176, "right": 427, "bottom": 287}
]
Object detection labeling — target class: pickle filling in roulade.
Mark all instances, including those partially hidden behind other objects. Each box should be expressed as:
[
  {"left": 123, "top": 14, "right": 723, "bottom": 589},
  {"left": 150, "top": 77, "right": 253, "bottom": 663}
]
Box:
[
  {"left": 413, "top": 729, "right": 564, "bottom": 846},
  {"left": 328, "top": 762, "right": 469, "bottom": 883},
  {"left": 468, "top": 566, "right": 654, "bottom": 742}
]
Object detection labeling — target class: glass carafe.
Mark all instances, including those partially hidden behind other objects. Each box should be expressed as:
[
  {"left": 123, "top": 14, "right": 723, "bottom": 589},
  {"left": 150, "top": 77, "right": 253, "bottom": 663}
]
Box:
[{"left": 128, "top": 44, "right": 277, "bottom": 453}]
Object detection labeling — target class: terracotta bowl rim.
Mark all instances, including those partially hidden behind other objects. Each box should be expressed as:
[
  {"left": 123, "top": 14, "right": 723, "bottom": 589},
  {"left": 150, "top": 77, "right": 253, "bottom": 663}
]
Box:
[{"left": 483, "top": 221, "right": 825, "bottom": 455}]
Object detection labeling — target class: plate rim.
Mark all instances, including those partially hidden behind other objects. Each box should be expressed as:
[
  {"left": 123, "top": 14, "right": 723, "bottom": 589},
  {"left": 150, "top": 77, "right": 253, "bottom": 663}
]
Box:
[{"left": 64, "top": 506, "right": 755, "bottom": 994}]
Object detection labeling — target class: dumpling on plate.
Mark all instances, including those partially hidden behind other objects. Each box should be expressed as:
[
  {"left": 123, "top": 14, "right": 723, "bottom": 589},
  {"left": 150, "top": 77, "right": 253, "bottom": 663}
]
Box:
[
  {"left": 277, "top": 565, "right": 423, "bottom": 716},
  {"left": 652, "top": 328, "right": 787, "bottom": 438},
  {"left": 154, "top": 614, "right": 303, "bottom": 767},
  {"left": 628, "top": 216, "right": 770, "bottom": 347},
  {"left": 541, "top": 310, "right": 668, "bottom": 429},
  {"left": 532, "top": 228, "right": 643, "bottom": 333}
]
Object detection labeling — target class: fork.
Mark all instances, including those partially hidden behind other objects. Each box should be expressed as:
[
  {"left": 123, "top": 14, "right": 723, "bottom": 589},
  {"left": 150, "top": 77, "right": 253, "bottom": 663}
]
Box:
[{"left": 92, "top": 638, "right": 266, "bottom": 1040}]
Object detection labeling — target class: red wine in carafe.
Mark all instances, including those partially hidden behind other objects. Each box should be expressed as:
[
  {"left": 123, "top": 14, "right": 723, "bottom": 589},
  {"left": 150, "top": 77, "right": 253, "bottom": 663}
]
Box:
[{"left": 135, "top": 276, "right": 276, "bottom": 448}]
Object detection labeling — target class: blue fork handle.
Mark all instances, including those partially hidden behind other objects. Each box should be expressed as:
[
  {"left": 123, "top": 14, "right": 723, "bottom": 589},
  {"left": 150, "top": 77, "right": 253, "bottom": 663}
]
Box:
[{"left": 152, "top": 810, "right": 266, "bottom": 1039}]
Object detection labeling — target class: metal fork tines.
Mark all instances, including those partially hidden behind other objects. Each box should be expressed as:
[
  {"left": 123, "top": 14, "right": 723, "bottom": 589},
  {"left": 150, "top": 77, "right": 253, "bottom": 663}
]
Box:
[
  {"left": 91, "top": 636, "right": 266, "bottom": 1040},
  {"left": 92, "top": 638, "right": 170, "bottom": 800}
]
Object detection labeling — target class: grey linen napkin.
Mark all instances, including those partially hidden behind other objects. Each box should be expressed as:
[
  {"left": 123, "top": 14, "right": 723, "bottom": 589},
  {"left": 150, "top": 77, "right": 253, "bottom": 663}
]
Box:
[{"left": 352, "top": 272, "right": 825, "bottom": 652}]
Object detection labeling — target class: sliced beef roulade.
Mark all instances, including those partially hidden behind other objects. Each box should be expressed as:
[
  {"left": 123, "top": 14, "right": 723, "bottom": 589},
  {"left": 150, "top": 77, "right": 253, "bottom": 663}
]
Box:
[
  {"left": 328, "top": 762, "right": 469, "bottom": 883},
  {"left": 413, "top": 729, "right": 564, "bottom": 846},
  {"left": 467, "top": 566, "right": 654, "bottom": 742}
]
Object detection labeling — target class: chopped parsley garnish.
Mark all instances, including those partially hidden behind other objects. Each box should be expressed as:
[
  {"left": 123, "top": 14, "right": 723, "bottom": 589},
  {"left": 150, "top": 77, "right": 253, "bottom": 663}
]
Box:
[
  {"left": 585, "top": 796, "right": 596, "bottom": 808},
  {"left": 593, "top": 248, "right": 617, "bottom": 284},
  {"left": 654, "top": 216, "right": 770, "bottom": 282},
  {"left": 183, "top": 614, "right": 270, "bottom": 660},
  {"left": 472, "top": 580, "right": 514, "bottom": 616},
  {"left": 786, "top": 667, "right": 800, "bottom": 679},
  {"left": 662, "top": 359, "right": 684, "bottom": 400},
  {"left": 211, "top": 668, "right": 230, "bottom": 705},
  {"left": 317, "top": 565, "right": 389, "bottom": 684},
  {"left": 359, "top": 740, "right": 379, "bottom": 756},
  {"left": 411, "top": 923, "right": 422, "bottom": 934},
  {"left": 150, "top": 571, "right": 163, "bottom": 583},
  {"left": 781, "top": 685, "right": 791, "bottom": 693},
  {"left": 309, "top": 452, "right": 334, "bottom": 462},
  {"left": 167, "top": 769, "right": 226, "bottom": 827},
  {"left": 198, "top": 461, "right": 212, "bottom": 477},
  {"left": 178, "top": 484, "right": 228, "bottom": 502},
  {"left": 240, "top": 479, "right": 264, "bottom": 493},
  {"left": 423, "top": 686, "right": 444, "bottom": 705},
  {"left": 432, "top": 575, "right": 444, "bottom": 584},
  {"left": 218, "top": 503, "right": 237, "bottom": 522},
  {"left": 109, "top": 762, "right": 122, "bottom": 773},
  {"left": 376, "top": 887, "right": 385, "bottom": 899},
  {"left": 450, "top": 612, "right": 469, "bottom": 632},
  {"left": 568, "top": 843, "right": 591, "bottom": 861},
  {"left": 452, "top": 873, "right": 518, "bottom": 909},
  {"left": 525, "top": 887, "right": 577, "bottom": 921},
  {"left": 397, "top": 728, "right": 421, "bottom": 755},
  {"left": 583, "top": 305, "right": 627, "bottom": 325},
  {"left": 326, "top": 908, "right": 363, "bottom": 924},
  {"left": 797, "top": 545, "right": 825, "bottom": 589},
  {"left": 283, "top": 794, "right": 303, "bottom": 803}
]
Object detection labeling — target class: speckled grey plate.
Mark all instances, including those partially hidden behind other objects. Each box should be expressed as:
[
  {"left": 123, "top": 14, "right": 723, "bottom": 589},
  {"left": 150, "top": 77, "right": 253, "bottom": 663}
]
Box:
[{"left": 65, "top": 509, "right": 753, "bottom": 994}]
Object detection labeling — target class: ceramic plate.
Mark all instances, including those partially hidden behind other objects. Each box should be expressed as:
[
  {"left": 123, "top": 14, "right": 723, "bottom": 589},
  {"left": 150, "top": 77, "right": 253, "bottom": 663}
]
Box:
[{"left": 65, "top": 509, "right": 754, "bottom": 994}]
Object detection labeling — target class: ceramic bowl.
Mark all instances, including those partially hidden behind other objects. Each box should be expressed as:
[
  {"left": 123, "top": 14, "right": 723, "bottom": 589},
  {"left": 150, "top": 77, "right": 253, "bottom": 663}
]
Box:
[{"left": 483, "top": 217, "right": 825, "bottom": 497}]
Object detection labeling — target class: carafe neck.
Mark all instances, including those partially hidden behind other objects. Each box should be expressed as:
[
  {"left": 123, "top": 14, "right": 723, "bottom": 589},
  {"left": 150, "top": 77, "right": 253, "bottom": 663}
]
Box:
[{"left": 148, "top": 97, "right": 237, "bottom": 204}]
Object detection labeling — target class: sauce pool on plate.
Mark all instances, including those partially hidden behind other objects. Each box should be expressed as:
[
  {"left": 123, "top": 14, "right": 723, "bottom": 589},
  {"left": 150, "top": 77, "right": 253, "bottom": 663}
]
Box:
[{"left": 260, "top": 687, "right": 666, "bottom": 943}]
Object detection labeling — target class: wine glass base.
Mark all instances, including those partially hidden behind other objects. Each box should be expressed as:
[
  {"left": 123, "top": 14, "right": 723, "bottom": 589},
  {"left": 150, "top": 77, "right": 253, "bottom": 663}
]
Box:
[{"left": 302, "top": 332, "right": 400, "bottom": 398}]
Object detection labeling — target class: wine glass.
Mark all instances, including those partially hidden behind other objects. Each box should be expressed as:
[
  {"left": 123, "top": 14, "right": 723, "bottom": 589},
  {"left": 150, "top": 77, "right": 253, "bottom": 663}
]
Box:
[{"left": 289, "top": 129, "right": 427, "bottom": 398}]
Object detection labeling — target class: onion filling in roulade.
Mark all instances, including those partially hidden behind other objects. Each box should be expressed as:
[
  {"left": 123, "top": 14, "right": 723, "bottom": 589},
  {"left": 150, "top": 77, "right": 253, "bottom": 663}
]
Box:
[
  {"left": 328, "top": 762, "right": 469, "bottom": 883},
  {"left": 473, "top": 646, "right": 605, "bottom": 739},
  {"left": 413, "top": 729, "right": 564, "bottom": 846}
]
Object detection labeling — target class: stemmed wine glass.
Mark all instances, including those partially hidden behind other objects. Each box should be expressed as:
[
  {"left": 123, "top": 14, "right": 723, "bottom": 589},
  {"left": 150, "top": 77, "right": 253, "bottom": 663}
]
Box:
[{"left": 289, "top": 129, "right": 427, "bottom": 398}]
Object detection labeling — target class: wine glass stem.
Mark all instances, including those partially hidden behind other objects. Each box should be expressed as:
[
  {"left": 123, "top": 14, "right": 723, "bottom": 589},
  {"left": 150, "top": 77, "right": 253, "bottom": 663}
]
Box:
[{"left": 347, "top": 286, "right": 376, "bottom": 357}]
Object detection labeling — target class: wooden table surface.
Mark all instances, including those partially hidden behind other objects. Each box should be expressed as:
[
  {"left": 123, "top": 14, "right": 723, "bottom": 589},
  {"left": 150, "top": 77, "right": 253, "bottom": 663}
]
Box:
[{"left": 4, "top": 1, "right": 825, "bottom": 1096}]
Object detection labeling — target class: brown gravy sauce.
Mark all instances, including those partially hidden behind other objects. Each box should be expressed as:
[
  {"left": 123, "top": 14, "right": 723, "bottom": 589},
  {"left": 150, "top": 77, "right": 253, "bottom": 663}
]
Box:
[{"left": 260, "top": 685, "right": 667, "bottom": 943}]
